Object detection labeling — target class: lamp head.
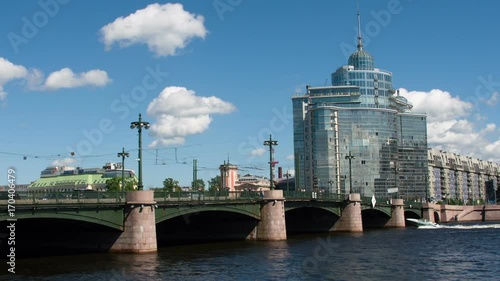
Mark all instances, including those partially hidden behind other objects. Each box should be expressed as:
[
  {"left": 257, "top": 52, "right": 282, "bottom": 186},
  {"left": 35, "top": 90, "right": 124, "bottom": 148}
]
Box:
[
  {"left": 130, "top": 123, "right": 136, "bottom": 129},
  {"left": 145, "top": 123, "right": 151, "bottom": 129}
]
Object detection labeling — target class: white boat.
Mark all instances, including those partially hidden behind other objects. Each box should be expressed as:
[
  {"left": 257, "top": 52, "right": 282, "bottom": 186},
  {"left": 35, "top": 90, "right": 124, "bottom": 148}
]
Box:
[{"left": 406, "top": 218, "right": 440, "bottom": 227}]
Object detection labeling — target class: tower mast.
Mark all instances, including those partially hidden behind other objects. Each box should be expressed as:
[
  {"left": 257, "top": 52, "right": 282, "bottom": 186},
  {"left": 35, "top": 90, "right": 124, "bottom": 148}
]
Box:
[{"left": 356, "top": 0, "right": 363, "bottom": 51}]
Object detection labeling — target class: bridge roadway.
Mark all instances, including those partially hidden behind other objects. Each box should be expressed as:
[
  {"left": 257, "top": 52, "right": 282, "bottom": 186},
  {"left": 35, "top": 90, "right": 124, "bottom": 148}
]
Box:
[
  {"left": 1, "top": 190, "right": 498, "bottom": 256},
  {"left": 1, "top": 190, "right": 402, "bottom": 231}
]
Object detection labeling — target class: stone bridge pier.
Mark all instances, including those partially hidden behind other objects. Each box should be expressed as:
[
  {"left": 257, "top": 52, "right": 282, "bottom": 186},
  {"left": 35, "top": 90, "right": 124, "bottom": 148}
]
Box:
[
  {"left": 385, "top": 199, "right": 405, "bottom": 227},
  {"left": 110, "top": 190, "right": 158, "bottom": 253},
  {"left": 334, "top": 193, "right": 363, "bottom": 232},
  {"left": 251, "top": 190, "right": 287, "bottom": 240}
]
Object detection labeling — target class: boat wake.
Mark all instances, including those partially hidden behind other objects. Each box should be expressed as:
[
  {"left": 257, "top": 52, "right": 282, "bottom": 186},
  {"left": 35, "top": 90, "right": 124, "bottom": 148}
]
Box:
[
  {"left": 441, "top": 224, "right": 500, "bottom": 230},
  {"left": 417, "top": 224, "right": 500, "bottom": 230}
]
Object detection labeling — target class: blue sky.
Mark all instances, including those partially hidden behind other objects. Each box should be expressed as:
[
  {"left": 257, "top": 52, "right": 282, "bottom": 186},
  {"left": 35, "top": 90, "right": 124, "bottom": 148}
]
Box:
[{"left": 1, "top": 0, "right": 499, "bottom": 188}]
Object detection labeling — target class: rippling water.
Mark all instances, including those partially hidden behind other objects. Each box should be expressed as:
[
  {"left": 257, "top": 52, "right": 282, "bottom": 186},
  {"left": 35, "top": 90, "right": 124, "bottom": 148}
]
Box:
[{"left": 4, "top": 222, "right": 500, "bottom": 281}]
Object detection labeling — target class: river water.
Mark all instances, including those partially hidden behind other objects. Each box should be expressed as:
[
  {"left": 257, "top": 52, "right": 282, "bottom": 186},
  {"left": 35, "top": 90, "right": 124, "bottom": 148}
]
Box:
[{"left": 3, "top": 222, "right": 500, "bottom": 281}]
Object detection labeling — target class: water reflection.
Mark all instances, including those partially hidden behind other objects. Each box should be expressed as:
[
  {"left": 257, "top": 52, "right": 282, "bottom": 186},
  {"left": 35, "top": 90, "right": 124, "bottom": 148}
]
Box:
[{"left": 6, "top": 224, "right": 500, "bottom": 280}]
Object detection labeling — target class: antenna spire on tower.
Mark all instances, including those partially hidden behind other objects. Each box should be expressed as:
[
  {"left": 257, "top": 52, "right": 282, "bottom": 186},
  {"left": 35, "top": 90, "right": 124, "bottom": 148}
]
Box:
[{"left": 356, "top": 0, "right": 363, "bottom": 51}]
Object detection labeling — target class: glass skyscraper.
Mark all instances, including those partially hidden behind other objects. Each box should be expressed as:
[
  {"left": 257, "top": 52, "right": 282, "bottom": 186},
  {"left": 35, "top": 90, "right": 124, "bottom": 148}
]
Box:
[{"left": 292, "top": 9, "right": 428, "bottom": 199}]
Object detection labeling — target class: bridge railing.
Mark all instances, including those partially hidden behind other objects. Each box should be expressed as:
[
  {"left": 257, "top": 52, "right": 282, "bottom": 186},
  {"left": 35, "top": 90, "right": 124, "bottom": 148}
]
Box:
[
  {"left": 0, "top": 190, "right": 126, "bottom": 205},
  {"left": 153, "top": 190, "right": 262, "bottom": 203},
  {"left": 360, "top": 196, "right": 394, "bottom": 206},
  {"left": 358, "top": 196, "right": 424, "bottom": 208},
  {"left": 283, "top": 191, "right": 349, "bottom": 201}
]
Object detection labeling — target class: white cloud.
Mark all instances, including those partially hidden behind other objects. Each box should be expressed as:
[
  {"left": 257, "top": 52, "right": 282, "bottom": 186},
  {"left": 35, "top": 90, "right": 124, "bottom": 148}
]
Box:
[
  {"left": 250, "top": 148, "right": 266, "bottom": 156},
  {"left": 486, "top": 92, "right": 499, "bottom": 106},
  {"left": 100, "top": 3, "right": 207, "bottom": 57},
  {"left": 25, "top": 68, "right": 44, "bottom": 90},
  {"left": 51, "top": 157, "right": 76, "bottom": 167},
  {"left": 0, "top": 89, "right": 6, "bottom": 101},
  {"left": 147, "top": 86, "right": 235, "bottom": 147},
  {"left": 0, "top": 57, "right": 28, "bottom": 84},
  {"left": 0, "top": 57, "right": 28, "bottom": 102},
  {"left": 400, "top": 88, "right": 500, "bottom": 163},
  {"left": 0, "top": 57, "right": 111, "bottom": 105},
  {"left": 286, "top": 154, "right": 294, "bottom": 161},
  {"left": 44, "top": 68, "right": 111, "bottom": 90},
  {"left": 399, "top": 88, "right": 472, "bottom": 122}
]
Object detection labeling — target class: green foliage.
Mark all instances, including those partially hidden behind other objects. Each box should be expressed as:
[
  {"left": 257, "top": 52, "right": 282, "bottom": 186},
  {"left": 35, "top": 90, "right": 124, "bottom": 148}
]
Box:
[
  {"left": 106, "top": 177, "right": 121, "bottom": 191},
  {"left": 208, "top": 175, "right": 221, "bottom": 192},
  {"left": 163, "top": 177, "right": 181, "bottom": 192},
  {"left": 192, "top": 179, "right": 205, "bottom": 191},
  {"left": 106, "top": 177, "right": 137, "bottom": 192}
]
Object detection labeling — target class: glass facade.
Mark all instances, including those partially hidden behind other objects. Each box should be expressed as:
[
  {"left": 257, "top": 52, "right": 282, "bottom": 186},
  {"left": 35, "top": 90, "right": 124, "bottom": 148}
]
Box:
[
  {"left": 292, "top": 44, "right": 429, "bottom": 199},
  {"left": 396, "top": 114, "right": 428, "bottom": 200}
]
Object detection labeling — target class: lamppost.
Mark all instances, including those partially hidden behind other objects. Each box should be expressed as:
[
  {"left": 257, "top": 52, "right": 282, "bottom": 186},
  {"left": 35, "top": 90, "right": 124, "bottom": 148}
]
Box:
[
  {"left": 345, "top": 151, "right": 355, "bottom": 193},
  {"left": 284, "top": 170, "right": 291, "bottom": 192},
  {"left": 263, "top": 135, "right": 278, "bottom": 190},
  {"left": 130, "top": 113, "right": 150, "bottom": 191},
  {"left": 117, "top": 147, "right": 129, "bottom": 192}
]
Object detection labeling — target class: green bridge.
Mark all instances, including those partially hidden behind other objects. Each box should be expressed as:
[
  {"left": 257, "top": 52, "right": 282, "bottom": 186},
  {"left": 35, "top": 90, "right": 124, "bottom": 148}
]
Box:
[
  {"left": 0, "top": 190, "right": 421, "bottom": 230},
  {"left": 0, "top": 190, "right": 426, "bottom": 256}
]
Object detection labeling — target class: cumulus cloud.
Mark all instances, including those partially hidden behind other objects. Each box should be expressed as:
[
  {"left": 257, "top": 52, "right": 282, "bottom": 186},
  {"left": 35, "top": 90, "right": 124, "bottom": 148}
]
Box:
[
  {"left": 250, "top": 148, "right": 266, "bottom": 157},
  {"left": 51, "top": 157, "right": 76, "bottom": 167},
  {"left": 399, "top": 88, "right": 500, "bottom": 162},
  {"left": 0, "top": 57, "right": 27, "bottom": 84},
  {"left": 0, "top": 57, "right": 111, "bottom": 105},
  {"left": 147, "top": 86, "right": 235, "bottom": 147},
  {"left": 0, "top": 89, "right": 6, "bottom": 101},
  {"left": 100, "top": 3, "right": 207, "bottom": 57},
  {"left": 44, "top": 68, "right": 111, "bottom": 90},
  {"left": 0, "top": 57, "right": 28, "bottom": 102},
  {"left": 486, "top": 92, "right": 499, "bottom": 106},
  {"left": 399, "top": 88, "right": 472, "bottom": 122}
]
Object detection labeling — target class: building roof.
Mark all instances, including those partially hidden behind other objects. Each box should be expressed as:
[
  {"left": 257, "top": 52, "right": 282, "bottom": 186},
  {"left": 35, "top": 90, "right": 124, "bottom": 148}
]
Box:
[
  {"left": 348, "top": 49, "right": 375, "bottom": 70},
  {"left": 29, "top": 174, "right": 106, "bottom": 189}
]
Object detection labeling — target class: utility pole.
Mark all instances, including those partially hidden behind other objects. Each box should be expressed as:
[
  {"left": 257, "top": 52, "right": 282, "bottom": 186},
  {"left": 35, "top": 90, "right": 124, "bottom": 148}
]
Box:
[
  {"left": 193, "top": 159, "right": 198, "bottom": 190},
  {"left": 285, "top": 170, "right": 290, "bottom": 192},
  {"left": 345, "top": 151, "right": 355, "bottom": 194},
  {"left": 117, "top": 147, "right": 129, "bottom": 192},
  {"left": 263, "top": 135, "right": 278, "bottom": 190}
]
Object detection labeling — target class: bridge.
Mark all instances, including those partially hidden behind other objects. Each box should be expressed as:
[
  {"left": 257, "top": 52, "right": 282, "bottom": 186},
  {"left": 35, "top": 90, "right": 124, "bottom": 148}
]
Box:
[{"left": 1, "top": 189, "right": 499, "bottom": 256}]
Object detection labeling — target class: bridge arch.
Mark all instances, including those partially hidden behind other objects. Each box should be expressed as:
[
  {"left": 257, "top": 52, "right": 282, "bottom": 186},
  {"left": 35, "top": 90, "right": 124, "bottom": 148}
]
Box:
[
  {"left": 1, "top": 209, "right": 123, "bottom": 230},
  {"left": 285, "top": 206, "right": 341, "bottom": 217},
  {"left": 155, "top": 206, "right": 261, "bottom": 246},
  {"left": 361, "top": 206, "right": 392, "bottom": 217},
  {"left": 433, "top": 211, "right": 441, "bottom": 223},
  {"left": 404, "top": 209, "right": 421, "bottom": 219},
  {"left": 285, "top": 206, "right": 341, "bottom": 234},
  {"left": 155, "top": 205, "right": 261, "bottom": 224}
]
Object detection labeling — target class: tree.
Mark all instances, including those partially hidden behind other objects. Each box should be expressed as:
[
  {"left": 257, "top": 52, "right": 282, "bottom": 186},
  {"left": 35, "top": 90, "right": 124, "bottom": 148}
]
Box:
[
  {"left": 163, "top": 177, "right": 181, "bottom": 192},
  {"left": 106, "top": 177, "right": 137, "bottom": 192},
  {"left": 191, "top": 179, "right": 205, "bottom": 191},
  {"left": 208, "top": 175, "right": 222, "bottom": 192}
]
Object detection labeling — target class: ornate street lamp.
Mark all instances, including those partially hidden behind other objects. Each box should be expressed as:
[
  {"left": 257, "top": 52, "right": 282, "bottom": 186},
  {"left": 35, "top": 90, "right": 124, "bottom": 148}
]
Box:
[
  {"left": 345, "top": 151, "right": 355, "bottom": 194},
  {"left": 130, "top": 113, "right": 150, "bottom": 190},
  {"left": 117, "top": 147, "right": 129, "bottom": 192},
  {"left": 263, "top": 135, "right": 278, "bottom": 190}
]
